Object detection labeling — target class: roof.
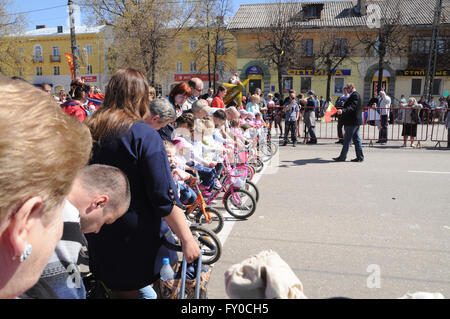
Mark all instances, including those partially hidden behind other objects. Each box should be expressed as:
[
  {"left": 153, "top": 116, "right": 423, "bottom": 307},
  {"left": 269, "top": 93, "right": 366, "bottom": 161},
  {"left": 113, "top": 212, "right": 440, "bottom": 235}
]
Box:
[
  {"left": 227, "top": 0, "right": 450, "bottom": 30},
  {"left": 21, "top": 25, "right": 107, "bottom": 37}
]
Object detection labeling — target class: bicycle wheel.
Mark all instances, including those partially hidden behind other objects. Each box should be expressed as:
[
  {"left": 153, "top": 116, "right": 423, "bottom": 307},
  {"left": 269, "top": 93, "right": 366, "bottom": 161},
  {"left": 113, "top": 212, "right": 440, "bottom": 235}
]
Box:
[
  {"left": 189, "top": 226, "right": 222, "bottom": 265},
  {"left": 260, "top": 144, "right": 273, "bottom": 162},
  {"left": 252, "top": 158, "right": 264, "bottom": 173},
  {"left": 270, "top": 141, "right": 278, "bottom": 156},
  {"left": 244, "top": 180, "right": 259, "bottom": 202},
  {"left": 194, "top": 207, "right": 224, "bottom": 234},
  {"left": 224, "top": 189, "right": 257, "bottom": 220}
]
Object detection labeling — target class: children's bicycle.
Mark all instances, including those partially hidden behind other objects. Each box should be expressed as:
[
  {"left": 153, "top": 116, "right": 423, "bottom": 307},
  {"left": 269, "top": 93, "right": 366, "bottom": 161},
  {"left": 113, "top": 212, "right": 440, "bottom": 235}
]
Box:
[{"left": 184, "top": 173, "right": 224, "bottom": 234}]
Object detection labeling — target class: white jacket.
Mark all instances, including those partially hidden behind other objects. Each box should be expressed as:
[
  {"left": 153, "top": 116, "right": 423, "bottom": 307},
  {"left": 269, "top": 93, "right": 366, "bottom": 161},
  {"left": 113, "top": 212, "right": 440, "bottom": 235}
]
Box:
[{"left": 378, "top": 91, "right": 391, "bottom": 116}]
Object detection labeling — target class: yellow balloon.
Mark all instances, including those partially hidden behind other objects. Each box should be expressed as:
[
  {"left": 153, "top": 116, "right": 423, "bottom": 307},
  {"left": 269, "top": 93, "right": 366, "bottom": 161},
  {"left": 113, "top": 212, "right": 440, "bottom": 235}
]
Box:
[{"left": 223, "top": 79, "right": 250, "bottom": 107}]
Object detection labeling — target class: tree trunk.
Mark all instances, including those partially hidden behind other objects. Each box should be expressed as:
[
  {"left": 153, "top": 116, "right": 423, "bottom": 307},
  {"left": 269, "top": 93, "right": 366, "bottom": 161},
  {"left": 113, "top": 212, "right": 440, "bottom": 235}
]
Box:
[
  {"left": 278, "top": 66, "right": 283, "bottom": 101},
  {"left": 326, "top": 72, "right": 332, "bottom": 102}
]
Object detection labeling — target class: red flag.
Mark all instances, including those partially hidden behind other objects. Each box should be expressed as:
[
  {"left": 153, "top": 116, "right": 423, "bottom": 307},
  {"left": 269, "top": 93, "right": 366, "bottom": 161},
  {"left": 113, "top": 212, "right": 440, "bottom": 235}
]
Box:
[
  {"left": 322, "top": 102, "right": 337, "bottom": 123},
  {"left": 64, "top": 53, "right": 75, "bottom": 79}
]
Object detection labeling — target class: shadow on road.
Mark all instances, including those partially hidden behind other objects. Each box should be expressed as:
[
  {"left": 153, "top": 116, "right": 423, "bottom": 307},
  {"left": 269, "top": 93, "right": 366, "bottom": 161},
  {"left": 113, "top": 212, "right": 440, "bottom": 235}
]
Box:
[{"left": 280, "top": 158, "right": 335, "bottom": 167}]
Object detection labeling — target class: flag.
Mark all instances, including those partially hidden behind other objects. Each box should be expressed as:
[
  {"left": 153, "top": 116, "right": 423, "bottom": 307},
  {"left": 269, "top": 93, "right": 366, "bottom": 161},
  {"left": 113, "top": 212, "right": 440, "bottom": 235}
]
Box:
[
  {"left": 64, "top": 53, "right": 75, "bottom": 79},
  {"left": 322, "top": 102, "right": 337, "bottom": 123}
]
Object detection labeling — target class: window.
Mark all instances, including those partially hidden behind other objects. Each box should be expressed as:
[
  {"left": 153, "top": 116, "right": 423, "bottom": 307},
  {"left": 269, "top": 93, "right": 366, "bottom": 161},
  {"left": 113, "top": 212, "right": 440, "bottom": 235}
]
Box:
[
  {"left": 36, "top": 66, "right": 42, "bottom": 76},
  {"left": 334, "top": 39, "right": 348, "bottom": 57},
  {"left": 53, "top": 66, "right": 60, "bottom": 76},
  {"left": 283, "top": 77, "right": 293, "bottom": 92},
  {"left": 334, "top": 78, "right": 345, "bottom": 95},
  {"left": 86, "top": 45, "right": 93, "bottom": 55},
  {"left": 87, "top": 65, "right": 93, "bottom": 74},
  {"left": 52, "top": 46, "right": 59, "bottom": 56},
  {"left": 301, "top": 77, "right": 312, "bottom": 92},
  {"left": 432, "top": 79, "right": 442, "bottom": 96},
  {"left": 217, "top": 61, "right": 225, "bottom": 73},
  {"left": 411, "top": 79, "right": 422, "bottom": 95},
  {"left": 302, "top": 39, "right": 313, "bottom": 57},
  {"left": 190, "top": 61, "right": 196, "bottom": 72},
  {"left": 176, "top": 40, "right": 183, "bottom": 51},
  {"left": 176, "top": 62, "right": 183, "bottom": 72},
  {"left": 34, "top": 45, "right": 43, "bottom": 62},
  {"left": 217, "top": 39, "right": 225, "bottom": 55},
  {"left": 189, "top": 39, "right": 197, "bottom": 51}
]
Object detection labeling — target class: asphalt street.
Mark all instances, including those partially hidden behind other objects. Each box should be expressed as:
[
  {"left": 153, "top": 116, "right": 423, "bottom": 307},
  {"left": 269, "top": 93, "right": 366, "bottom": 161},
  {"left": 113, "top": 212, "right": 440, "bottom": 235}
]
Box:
[{"left": 207, "top": 138, "right": 450, "bottom": 299}]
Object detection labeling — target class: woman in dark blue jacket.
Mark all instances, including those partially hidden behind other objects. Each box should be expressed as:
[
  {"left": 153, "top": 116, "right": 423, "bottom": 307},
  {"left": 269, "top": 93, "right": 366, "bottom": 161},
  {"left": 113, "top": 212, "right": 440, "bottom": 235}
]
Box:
[{"left": 84, "top": 68, "right": 199, "bottom": 298}]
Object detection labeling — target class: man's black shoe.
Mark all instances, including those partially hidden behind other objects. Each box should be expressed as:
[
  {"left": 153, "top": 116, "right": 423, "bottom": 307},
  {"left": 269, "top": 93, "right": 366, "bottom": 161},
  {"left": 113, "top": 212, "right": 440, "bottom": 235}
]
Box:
[
  {"left": 335, "top": 140, "right": 343, "bottom": 144},
  {"left": 306, "top": 140, "right": 317, "bottom": 145},
  {"left": 293, "top": 143, "right": 296, "bottom": 147},
  {"left": 281, "top": 142, "right": 287, "bottom": 146},
  {"left": 333, "top": 157, "right": 345, "bottom": 162},
  {"left": 375, "top": 140, "right": 383, "bottom": 143},
  {"left": 350, "top": 158, "right": 363, "bottom": 162}
]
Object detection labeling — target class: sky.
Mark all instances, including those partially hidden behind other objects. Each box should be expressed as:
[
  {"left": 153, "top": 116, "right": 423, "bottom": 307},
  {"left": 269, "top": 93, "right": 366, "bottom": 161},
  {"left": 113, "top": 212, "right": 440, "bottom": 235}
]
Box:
[{"left": 9, "top": 0, "right": 339, "bottom": 31}]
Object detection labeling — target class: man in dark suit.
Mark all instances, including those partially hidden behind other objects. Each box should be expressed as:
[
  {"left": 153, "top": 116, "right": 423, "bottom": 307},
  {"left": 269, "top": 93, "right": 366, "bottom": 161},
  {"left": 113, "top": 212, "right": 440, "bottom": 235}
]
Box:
[{"left": 333, "top": 83, "right": 364, "bottom": 162}]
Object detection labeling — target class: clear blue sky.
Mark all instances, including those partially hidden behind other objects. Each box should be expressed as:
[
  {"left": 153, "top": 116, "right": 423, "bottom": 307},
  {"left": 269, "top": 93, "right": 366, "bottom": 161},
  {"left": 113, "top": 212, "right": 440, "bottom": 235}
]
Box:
[{"left": 9, "top": 0, "right": 337, "bottom": 31}]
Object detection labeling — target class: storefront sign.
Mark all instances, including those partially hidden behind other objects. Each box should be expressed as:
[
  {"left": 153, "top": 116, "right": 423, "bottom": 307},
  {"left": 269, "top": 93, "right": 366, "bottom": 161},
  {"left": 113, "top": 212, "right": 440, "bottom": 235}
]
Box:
[
  {"left": 174, "top": 74, "right": 218, "bottom": 82},
  {"left": 81, "top": 76, "right": 97, "bottom": 83},
  {"left": 283, "top": 69, "right": 351, "bottom": 76},
  {"left": 245, "top": 66, "right": 263, "bottom": 75},
  {"left": 396, "top": 70, "right": 449, "bottom": 76}
]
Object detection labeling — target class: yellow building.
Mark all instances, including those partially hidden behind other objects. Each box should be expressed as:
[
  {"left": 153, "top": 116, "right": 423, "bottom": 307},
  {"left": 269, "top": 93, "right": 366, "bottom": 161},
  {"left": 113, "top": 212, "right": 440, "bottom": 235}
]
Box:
[
  {"left": 18, "top": 25, "right": 110, "bottom": 94},
  {"left": 163, "top": 26, "right": 237, "bottom": 96},
  {"left": 228, "top": 0, "right": 450, "bottom": 104}
]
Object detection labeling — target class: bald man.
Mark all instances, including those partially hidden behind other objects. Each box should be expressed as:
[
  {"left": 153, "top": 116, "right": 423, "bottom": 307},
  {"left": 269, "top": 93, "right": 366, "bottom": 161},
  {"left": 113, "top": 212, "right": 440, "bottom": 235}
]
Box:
[{"left": 182, "top": 78, "right": 204, "bottom": 111}]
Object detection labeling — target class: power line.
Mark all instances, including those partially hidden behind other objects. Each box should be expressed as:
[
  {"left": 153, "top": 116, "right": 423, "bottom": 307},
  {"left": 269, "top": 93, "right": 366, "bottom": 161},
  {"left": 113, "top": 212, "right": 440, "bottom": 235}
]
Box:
[{"left": 4, "top": 4, "right": 68, "bottom": 16}]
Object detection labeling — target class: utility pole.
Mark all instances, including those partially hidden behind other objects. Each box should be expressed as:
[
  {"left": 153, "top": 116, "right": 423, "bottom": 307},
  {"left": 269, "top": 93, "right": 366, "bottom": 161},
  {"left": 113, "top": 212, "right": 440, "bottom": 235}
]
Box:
[
  {"left": 424, "top": 0, "right": 443, "bottom": 101},
  {"left": 68, "top": 0, "right": 79, "bottom": 78}
]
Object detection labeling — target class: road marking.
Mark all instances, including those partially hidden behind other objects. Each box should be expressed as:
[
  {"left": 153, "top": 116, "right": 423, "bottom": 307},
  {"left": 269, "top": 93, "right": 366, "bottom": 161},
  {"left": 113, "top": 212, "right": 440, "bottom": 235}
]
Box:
[{"left": 408, "top": 171, "right": 450, "bottom": 175}]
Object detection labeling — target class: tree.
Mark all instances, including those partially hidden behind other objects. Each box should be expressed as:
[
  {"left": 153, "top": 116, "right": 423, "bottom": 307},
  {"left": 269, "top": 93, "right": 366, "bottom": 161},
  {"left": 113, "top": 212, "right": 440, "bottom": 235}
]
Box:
[
  {"left": 315, "top": 31, "right": 357, "bottom": 101},
  {"left": 191, "top": 0, "right": 234, "bottom": 91},
  {"left": 254, "top": 0, "right": 304, "bottom": 99},
  {"left": 81, "top": 0, "right": 198, "bottom": 87},
  {"left": 0, "top": 0, "right": 30, "bottom": 77},
  {"left": 356, "top": 0, "right": 409, "bottom": 95}
]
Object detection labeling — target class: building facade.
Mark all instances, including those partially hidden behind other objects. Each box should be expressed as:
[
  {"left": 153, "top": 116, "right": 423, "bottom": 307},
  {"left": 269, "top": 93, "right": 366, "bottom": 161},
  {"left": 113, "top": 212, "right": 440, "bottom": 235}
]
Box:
[
  {"left": 161, "top": 26, "right": 237, "bottom": 96},
  {"left": 228, "top": 0, "right": 450, "bottom": 104},
  {"left": 18, "top": 25, "right": 110, "bottom": 94}
]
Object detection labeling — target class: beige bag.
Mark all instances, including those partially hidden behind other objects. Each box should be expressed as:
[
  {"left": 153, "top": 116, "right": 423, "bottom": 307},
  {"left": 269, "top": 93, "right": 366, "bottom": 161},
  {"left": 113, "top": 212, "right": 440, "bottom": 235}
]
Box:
[{"left": 224, "top": 250, "right": 307, "bottom": 299}]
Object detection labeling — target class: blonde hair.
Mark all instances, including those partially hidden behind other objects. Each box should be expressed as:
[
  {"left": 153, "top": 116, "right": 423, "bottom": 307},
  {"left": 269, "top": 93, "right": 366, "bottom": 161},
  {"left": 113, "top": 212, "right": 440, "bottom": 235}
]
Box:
[
  {"left": 0, "top": 77, "right": 93, "bottom": 223},
  {"left": 251, "top": 94, "right": 261, "bottom": 104}
]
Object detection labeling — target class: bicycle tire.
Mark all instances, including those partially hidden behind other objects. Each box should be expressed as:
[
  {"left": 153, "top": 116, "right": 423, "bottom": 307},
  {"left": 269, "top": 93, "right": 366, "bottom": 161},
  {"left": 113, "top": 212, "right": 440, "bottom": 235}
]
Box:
[
  {"left": 189, "top": 226, "right": 222, "bottom": 265},
  {"left": 224, "top": 189, "right": 257, "bottom": 220},
  {"left": 260, "top": 144, "right": 273, "bottom": 162},
  {"left": 162, "top": 225, "right": 222, "bottom": 265},
  {"left": 270, "top": 141, "right": 278, "bottom": 156},
  {"left": 244, "top": 180, "right": 259, "bottom": 202},
  {"left": 194, "top": 207, "right": 224, "bottom": 234},
  {"left": 253, "top": 158, "right": 264, "bottom": 173}
]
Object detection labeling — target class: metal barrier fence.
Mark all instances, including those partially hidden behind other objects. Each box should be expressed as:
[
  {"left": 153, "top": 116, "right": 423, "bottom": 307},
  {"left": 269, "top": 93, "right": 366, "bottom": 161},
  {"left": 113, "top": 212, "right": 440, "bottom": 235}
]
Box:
[{"left": 275, "top": 106, "right": 449, "bottom": 148}]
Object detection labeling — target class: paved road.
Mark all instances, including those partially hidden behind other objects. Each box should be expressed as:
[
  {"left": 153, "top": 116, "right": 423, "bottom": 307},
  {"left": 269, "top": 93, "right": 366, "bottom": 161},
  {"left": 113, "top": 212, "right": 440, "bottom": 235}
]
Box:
[{"left": 207, "top": 138, "right": 450, "bottom": 299}]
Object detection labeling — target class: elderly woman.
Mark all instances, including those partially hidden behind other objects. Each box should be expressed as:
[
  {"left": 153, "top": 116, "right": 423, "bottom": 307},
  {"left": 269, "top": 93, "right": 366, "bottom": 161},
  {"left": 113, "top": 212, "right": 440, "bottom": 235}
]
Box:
[
  {"left": 184, "top": 98, "right": 210, "bottom": 119},
  {"left": 146, "top": 98, "right": 176, "bottom": 131},
  {"left": 401, "top": 97, "right": 422, "bottom": 148},
  {"left": 0, "top": 77, "right": 92, "bottom": 299},
  {"left": 84, "top": 68, "right": 200, "bottom": 299}
]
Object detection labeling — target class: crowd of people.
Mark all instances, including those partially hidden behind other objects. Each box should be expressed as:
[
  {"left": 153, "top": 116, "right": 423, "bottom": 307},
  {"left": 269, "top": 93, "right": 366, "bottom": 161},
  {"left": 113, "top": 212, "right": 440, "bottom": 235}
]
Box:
[
  {"left": 0, "top": 71, "right": 272, "bottom": 300},
  {"left": 1, "top": 68, "right": 449, "bottom": 300}
]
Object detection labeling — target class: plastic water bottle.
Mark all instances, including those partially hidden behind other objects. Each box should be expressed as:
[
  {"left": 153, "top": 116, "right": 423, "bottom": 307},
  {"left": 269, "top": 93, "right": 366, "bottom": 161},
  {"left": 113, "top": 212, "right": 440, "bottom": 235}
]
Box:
[{"left": 160, "top": 258, "right": 175, "bottom": 281}]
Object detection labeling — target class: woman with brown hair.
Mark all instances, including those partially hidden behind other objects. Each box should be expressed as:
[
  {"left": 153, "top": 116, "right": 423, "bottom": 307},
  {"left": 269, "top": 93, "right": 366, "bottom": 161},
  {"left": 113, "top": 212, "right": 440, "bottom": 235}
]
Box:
[
  {"left": 158, "top": 82, "right": 192, "bottom": 141},
  {"left": 84, "top": 68, "right": 200, "bottom": 299}
]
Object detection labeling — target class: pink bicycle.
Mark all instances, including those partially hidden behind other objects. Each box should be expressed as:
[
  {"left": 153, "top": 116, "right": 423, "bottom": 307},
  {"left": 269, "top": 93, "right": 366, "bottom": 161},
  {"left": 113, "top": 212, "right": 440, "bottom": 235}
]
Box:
[{"left": 199, "top": 157, "right": 257, "bottom": 220}]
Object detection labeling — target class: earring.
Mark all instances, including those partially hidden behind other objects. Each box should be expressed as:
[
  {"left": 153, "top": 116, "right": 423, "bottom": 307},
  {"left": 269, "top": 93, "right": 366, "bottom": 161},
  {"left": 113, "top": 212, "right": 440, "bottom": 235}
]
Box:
[{"left": 20, "top": 244, "right": 32, "bottom": 263}]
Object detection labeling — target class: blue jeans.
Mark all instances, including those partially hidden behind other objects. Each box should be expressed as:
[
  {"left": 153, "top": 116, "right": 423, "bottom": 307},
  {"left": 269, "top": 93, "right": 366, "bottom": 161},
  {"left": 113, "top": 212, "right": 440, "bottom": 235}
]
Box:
[
  {"left": 338, "top": 125, "right": 364, "bottom": 160},
  {"left": 179, "top": 183, "right": 197, "bottom": 205}
]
